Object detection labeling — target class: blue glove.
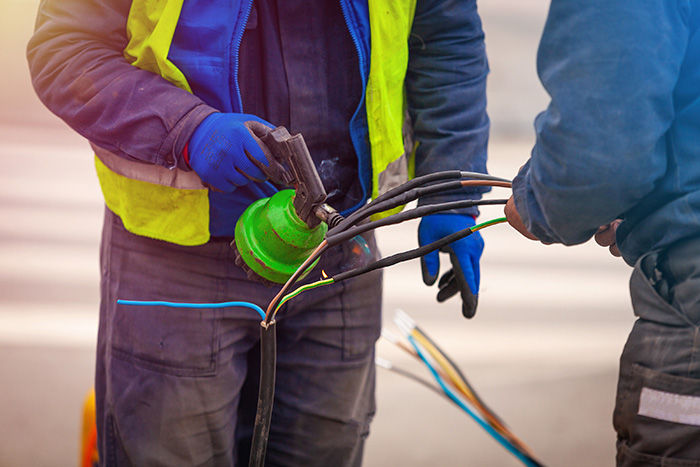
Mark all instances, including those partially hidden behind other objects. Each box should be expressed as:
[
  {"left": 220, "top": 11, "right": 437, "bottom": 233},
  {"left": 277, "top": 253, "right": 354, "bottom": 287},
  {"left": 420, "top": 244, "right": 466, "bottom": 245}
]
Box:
[
  {"left": 418, "top": 213, "right": 484, "bottom": 318},
  {"left": 187, "top": 112, "right": 275, "bottom": 192}
]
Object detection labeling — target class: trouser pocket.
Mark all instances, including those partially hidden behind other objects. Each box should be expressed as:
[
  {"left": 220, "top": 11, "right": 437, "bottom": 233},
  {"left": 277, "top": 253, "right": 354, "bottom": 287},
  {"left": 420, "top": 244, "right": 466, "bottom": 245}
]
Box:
[
  {"left": 615, "top": 362, "right": 700, "bottom": 466},
  {"left": 111, "top": 304, "right": 220, "bottom": 376}
]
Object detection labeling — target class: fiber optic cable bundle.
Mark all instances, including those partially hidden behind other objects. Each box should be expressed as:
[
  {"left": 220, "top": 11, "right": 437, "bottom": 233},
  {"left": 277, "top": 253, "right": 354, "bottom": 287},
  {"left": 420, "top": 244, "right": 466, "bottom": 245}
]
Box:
[{"left": 380, "top": 310, "right": 545, "bottom": 467}]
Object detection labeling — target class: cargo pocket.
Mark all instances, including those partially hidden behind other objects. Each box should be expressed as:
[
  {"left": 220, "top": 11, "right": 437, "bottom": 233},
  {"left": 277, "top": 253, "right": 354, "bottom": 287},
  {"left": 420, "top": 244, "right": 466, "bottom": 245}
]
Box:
[
  {"left": 630, "top": 252, "right": 693, "bottom": 327},
  {"left": 111, "top": 304, "right": 220, "bottom": 377},
  {"left": 614, "top": 363, "right": 700, "bottom": 466}
]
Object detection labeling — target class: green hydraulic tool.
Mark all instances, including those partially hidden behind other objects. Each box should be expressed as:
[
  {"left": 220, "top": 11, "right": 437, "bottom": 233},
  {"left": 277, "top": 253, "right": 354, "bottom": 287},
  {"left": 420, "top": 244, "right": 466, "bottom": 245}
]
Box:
[{"left": 231, "top": 125, "right": 341, "bottom": 286}]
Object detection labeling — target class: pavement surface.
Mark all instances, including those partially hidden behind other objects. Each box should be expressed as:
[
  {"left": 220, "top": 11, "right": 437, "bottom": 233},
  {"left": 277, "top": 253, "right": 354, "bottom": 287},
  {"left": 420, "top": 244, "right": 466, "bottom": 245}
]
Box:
[{"left": 0, "top": 1, "right": 635, "bottom": 466}]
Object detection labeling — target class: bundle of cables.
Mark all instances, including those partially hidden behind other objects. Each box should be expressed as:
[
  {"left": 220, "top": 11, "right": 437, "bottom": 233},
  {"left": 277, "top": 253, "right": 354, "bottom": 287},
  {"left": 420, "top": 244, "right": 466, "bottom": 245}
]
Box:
[
  {"left": 119, "top": 170, "right": 521, "bottom": 467},
  {"left": 379, "top": 310, "right": 544, "bottom": 467}
]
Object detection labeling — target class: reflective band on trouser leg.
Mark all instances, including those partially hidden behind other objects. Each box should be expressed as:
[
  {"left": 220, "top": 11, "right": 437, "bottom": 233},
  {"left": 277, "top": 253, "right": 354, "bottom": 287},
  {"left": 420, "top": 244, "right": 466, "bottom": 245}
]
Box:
[{"left": 638, "top": 387, "right": 700, "bottom": 426}]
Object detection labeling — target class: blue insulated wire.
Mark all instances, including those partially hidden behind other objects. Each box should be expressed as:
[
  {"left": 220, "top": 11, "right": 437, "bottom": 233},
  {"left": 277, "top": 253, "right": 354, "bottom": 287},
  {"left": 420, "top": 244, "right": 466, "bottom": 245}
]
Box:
[
  {"left": 117, "top": 299, "right": 266, "bottom": 320},
  {"left": 407, "top": 335, "right": 541, "bottom": 467}
]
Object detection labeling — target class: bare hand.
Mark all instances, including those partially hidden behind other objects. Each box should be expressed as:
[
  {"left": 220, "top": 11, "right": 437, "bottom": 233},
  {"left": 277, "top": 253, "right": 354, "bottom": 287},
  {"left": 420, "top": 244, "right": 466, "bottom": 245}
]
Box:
[
  {"left": 504, "top": 196, "right": 539, "bottom": 241},
  {"left": 595, "top": 220, "right": 622, "bottom": 257}
]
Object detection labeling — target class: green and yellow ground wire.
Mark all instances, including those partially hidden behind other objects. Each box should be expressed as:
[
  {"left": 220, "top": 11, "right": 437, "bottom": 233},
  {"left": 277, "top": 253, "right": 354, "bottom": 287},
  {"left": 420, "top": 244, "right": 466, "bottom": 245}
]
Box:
[{"left": 273, "top": 277, "right": 334, "bottom": 314}]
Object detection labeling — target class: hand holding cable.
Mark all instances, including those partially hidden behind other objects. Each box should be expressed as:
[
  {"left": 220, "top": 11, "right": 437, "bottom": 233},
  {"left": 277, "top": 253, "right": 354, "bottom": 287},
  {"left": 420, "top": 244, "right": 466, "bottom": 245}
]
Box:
[{"left": 187, "top": 112, "right": 275, "bottom": 192}]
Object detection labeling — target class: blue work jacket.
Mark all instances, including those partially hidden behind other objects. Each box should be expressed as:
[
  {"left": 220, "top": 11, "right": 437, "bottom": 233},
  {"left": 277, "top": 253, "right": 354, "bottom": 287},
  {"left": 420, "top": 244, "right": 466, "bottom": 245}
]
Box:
[{"left": 513, "top": 0, "right": 700, "bottom": 265}]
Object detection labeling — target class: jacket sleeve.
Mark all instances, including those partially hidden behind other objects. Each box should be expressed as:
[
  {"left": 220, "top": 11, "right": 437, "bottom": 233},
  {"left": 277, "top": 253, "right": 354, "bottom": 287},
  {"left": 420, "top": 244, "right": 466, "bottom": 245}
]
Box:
[
  {"left": 512, "top": 0, "right": 689, "bottom": 245},
  {"left": 26, "top": 0, "right": 215, "bottom": 170},
  {"left": 406, "top": 0, "right": 490, "bottom": 214}
]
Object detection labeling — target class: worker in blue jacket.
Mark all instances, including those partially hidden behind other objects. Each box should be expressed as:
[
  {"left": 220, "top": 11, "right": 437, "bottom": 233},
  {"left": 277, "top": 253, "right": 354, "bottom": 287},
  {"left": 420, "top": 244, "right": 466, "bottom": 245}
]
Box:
[
  {"left": 28, "top": 0, "right": 490, "bottom": 465},
  {"left": 505, "top": 0, "right": 700, "bottom": 464}
]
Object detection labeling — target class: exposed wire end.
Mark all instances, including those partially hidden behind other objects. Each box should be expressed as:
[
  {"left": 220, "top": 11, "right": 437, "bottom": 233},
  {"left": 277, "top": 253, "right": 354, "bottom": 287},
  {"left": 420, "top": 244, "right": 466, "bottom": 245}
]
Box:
[
  {"left": 116, "top": 299, "right": 266, "bottom": 320},
  {"left": 407, "top": 334, "right": 543, "bottom": 467},
  {"left": 410, "top": 325, "right": 532, "bottom": 455},
  {"left": 394, "top": 308, "right": 416, "bottom": 330},
  {"left": 315, "top": 203, "right": 344, "bottom": 229},
  {"left": 380, "top": 328, "right": 400, "bottom": 345},
  {"left": 407, "top": 335, "right": 486, "bottom": 423},
  {"left": 393, "top": 314, "right": 415, "bottom": 339},
  {"left": 375, "top": 356, "right": 394, "bottom": 370},
  {"left": 382, "top": 326, "right": 419, "bottom": 358},
  {"left": 394, "top": 310, "right": 546, "bottom": 467},
  {"left": 412, "top": 321, "right": 506, "bottom": 428}
]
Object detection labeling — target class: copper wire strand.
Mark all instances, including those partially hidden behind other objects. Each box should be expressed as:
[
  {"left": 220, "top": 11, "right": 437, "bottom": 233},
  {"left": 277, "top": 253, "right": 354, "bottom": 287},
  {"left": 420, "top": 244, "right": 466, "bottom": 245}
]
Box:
[{"left": 266, "top": 240, "right": 329, "bottom": 321}]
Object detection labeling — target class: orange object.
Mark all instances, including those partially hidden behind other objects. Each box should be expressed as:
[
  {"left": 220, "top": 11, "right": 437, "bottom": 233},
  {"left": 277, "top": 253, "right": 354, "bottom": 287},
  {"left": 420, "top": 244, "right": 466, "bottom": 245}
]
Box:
[{"left": 80, "top": 388, "right": 99, "bottom": 467}]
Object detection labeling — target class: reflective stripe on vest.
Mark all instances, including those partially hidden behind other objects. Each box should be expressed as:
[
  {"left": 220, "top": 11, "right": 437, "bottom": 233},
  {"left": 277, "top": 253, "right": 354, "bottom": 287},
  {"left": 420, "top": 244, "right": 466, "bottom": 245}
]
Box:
[{"left": 97, "top": 0, "right": 416, "bottom": 245}]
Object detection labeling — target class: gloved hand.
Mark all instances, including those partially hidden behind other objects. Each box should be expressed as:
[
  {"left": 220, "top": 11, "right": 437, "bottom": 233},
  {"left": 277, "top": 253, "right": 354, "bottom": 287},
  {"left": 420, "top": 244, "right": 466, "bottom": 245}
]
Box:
[
  {"left": 187, "top": 112, "right": 275, "bottom": 192},
  {"left": 418, "top": 213, "right": 484, "bottom": 318}
]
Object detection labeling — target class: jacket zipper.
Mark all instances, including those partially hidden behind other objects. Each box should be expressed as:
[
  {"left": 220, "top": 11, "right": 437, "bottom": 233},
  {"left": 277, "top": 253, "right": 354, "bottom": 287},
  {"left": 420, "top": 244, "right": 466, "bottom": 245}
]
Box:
[
  {"left": 231, "top": 0, "right": 255, "bottom": 113},
  {"left": 339, "top": 0, "right": 372, "bottom": 212}
]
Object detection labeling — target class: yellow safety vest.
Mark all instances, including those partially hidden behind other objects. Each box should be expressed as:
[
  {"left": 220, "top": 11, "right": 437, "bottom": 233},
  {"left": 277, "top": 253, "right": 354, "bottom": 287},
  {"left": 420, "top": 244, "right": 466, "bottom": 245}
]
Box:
[{"left": 96, "top": 0, "right": 416, "bottom": 245}]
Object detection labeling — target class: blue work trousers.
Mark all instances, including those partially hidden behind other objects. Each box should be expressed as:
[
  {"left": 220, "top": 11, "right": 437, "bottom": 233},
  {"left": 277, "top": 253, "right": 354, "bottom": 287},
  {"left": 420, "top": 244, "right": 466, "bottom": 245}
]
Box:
[
  {"left": 95, "top": 208, "right": 382, "bottom": 466},
  {"left": 615, "top": 237, "right": 700, "bottom": 466}
]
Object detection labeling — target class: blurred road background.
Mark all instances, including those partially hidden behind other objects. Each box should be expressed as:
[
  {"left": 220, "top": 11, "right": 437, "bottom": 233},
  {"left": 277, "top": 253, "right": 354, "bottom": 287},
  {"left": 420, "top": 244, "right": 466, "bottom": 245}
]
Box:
[{"left": 0, "top": 0, "right": 634, "bottom": 465}]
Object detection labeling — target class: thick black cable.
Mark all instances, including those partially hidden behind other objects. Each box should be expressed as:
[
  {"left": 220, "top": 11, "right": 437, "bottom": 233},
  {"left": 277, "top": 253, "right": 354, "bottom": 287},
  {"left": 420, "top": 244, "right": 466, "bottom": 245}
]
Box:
[
  {"left": 331, "top": 171, "right": 463, "bottom": 234},
  {"left": 248, "top": 321, "right": 277, "bottom": 467},
  {"left": 331, "top": 172, "right": 511, "bottom": 236},
  {"left": 326, "top": 199, "right": 507, "bottom": 247},
  {"left": 328, "top": 179, "right": 465, "bottom": 236},
  {"left": 332, "top": 225, "right": 477, "bottom": 283}
]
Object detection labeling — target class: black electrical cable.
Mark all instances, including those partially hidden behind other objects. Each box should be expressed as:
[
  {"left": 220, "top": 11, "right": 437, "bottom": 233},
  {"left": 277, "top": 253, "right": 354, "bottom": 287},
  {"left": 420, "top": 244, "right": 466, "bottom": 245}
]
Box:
[
  {"left": 332, "top": 224, "right": 481, "bottom": 283},
  {"left": 248, "top": 320, "right": 277, "bottom": 467},
  {"left": 331, "top": 173, "right": 511, "bottom": 237},
  {"left": 326, "top": 198, "right": 508, "bottom": 247},
  {"left": 328, "top": 179, "right": 464, "bottom": 236},
  {"left": 331, "top": 171, "right": 463, "bottom": 235}
]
